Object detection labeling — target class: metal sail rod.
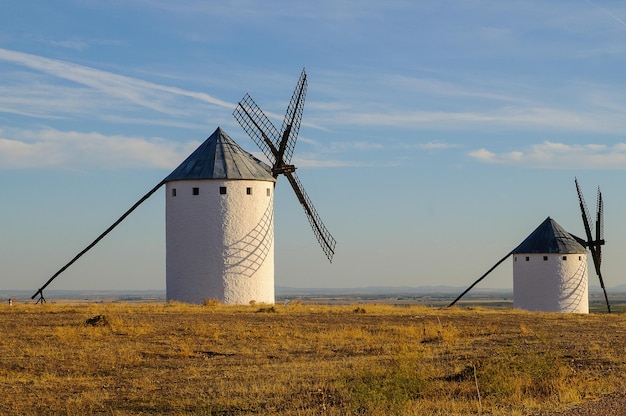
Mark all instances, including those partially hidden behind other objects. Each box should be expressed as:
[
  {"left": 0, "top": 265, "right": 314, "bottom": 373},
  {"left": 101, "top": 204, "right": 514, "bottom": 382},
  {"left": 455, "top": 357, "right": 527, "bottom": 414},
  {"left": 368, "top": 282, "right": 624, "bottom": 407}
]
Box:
[
  {"left": 31, "top": 180, "right": 166, "bottom": 302},
  {"left": 448, "top": 250, "right": 513, "bottom": 308}
]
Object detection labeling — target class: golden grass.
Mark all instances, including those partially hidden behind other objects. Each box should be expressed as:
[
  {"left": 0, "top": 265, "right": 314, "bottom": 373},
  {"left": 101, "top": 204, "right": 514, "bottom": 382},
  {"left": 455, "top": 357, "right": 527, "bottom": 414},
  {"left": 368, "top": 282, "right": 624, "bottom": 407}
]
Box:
[{"left": 0, "top": 302, "right": 624, "bottom": 415}]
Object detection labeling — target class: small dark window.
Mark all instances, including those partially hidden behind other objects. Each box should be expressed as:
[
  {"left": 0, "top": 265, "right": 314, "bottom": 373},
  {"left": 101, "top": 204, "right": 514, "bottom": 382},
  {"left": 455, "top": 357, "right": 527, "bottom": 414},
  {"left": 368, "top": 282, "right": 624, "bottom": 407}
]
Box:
[
  {"left": 220, "top": 186, "right": 227, "bottom": 195},
  {"left": 543, "top": 256, "right": 548, "bottom": 261},
  {"left": 525, "top": 256, "right": 529, "bottom": 261},
  {"left": 514, "top": 256, "right": 517, "bottom": 262},
  {"left": 266, "top": 188, "right": 271, "bottom": 196},
  {"left": 192, "top": 187, "right": 199, "bottom": 195},
  {"left": 172, "top": 188, "right": 177, "bottom": 197},
  {"left": 246, "top": 187, "right": 252, "bottom": 195},
  {"left": 579, "top": 256, "right": 582, "bottom": 261},
  {"left": 562, "top": 256, "right": 567, "bottom": 261}
]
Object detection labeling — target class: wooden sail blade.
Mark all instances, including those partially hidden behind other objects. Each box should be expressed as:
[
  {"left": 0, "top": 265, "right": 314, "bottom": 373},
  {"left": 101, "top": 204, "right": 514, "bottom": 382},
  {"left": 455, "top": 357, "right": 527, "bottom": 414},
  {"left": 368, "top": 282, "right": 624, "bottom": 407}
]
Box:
[
  {"left": 596, "top": 187, "right": 604, "bottom": 262},
  {"left": 593, "top": 187, "right": 610, "bottom": 312},
  {"left": 595, "top": 267, "right": 611, "bottom": 313},
  {"left": 284, "top": 171, "right": 336, "bottom": 262},
  {"left": 278, "top": 68, "right": 307, "bottom": 164},
  {"left": 575, "top": 178, "right": 594, "bottom": 244},
  {"left": 233, "top": 93, "right": 281, "bottom": 165}
]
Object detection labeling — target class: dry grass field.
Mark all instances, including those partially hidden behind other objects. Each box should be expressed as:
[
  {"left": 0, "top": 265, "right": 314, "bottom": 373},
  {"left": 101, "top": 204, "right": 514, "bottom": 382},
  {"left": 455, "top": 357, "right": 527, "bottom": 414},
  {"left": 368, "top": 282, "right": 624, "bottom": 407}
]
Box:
[{"left": 1, "top": 301, "right": 625, "bottom": 415}]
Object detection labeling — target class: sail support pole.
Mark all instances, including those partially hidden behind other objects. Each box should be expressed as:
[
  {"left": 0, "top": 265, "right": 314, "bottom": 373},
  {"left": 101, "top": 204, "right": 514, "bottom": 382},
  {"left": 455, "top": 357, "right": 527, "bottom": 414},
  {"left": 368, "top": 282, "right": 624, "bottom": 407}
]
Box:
[
  {"left": 447, "top": 250, "right": 513, "bottom": 308},
  {"left": 31, "top": 180, "right": 166, "bottom": 303}
]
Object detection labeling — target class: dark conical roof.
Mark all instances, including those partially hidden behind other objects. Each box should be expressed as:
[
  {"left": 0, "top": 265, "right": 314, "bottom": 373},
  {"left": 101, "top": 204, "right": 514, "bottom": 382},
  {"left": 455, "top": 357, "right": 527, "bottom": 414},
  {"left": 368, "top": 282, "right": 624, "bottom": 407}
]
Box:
[
  {"left": 164, "top": 127, "right": 275, "bottom": 183},
  {"left": 512, "top": 217, "right": 586, "bottom": 254}
]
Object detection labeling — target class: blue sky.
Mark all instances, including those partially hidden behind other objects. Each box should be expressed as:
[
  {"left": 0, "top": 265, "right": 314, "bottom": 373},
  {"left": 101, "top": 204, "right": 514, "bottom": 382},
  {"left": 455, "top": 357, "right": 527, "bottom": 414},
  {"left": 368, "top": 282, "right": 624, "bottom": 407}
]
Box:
[{"left": 2, "top": 1, "right": 626, "bottom": 294}]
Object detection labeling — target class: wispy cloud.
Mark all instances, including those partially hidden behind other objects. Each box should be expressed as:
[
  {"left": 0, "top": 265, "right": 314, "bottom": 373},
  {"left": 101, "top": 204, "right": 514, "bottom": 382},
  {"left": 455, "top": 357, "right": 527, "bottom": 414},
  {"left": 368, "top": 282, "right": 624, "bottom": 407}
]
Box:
[
  {"left": 469, "top": 141, "right": 626, "bottom": 169},
  {"left": 412, "top": 141, "right": 461, "bottom": 150},
  {"left": 0, "top": 128, "right": 198, "bottom": 170},
  {"left": 41, "top": 37, "right": 127, "bottom": 51},
  {"left": 293, "top": 157, "right": 369, "bottom": 169},
  {"left": 0, "top": 48, "right": 234, "bottom": 116},
  {"left": 585, "top": 0, "right": 626, "bottom": 28},
  {"left": 333, "top": 106, "right": 626, "bottom": 134},
  {"left": 46, "top": 39, "right": 89, "bottom": 51},
  {"left": 382, "top": 74, "right": 522, "bottom": 104}
]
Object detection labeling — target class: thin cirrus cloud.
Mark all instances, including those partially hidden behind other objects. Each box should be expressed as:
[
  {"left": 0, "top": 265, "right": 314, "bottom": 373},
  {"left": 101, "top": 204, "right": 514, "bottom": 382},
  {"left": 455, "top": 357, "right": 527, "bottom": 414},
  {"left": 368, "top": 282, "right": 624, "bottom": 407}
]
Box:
[
  {"left": 338, "top": 106, "right": 626, "bottom": 134},
  {"left": 0, "top": 47, "right": 315, "bottom": 132},
  {"left": 0, "top": 48, "right": 235, "bottom": 117},
  {"left": 469, "top": 141, "right": 626, "bottom": 169},
  {"left": 5, "top": 48, "right": 625, "bottom": 136}
]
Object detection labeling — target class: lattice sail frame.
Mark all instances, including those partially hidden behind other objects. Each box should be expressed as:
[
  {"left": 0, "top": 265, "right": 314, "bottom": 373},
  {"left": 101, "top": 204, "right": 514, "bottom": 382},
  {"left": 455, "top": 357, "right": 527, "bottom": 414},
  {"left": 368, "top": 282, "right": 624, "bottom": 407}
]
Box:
[
  {"left": 285, "top": 171, "right": 336, "bottom": 261},
  {"left": 279, "top": 68, "right": 307, "bottom": 164},
  {"left": 233, "top": 93, "right": 280, "bottom": 165}
]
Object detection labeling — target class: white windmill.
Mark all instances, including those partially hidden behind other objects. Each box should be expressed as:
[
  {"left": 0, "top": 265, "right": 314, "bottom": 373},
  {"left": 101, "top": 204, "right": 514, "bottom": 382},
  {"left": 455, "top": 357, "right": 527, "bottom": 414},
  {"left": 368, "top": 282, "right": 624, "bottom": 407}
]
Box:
[
  {"left": 449, "top": 179, "right": 610, "bottom": 313},
  {"left": 511, "top": 217, "right": 588, "bottom": 313},
  {"left": 163, "top": 127, "right": 277, "bottom": 304},
  {"left": 31, "top": 69, "right": 336, "bottom": 305}
]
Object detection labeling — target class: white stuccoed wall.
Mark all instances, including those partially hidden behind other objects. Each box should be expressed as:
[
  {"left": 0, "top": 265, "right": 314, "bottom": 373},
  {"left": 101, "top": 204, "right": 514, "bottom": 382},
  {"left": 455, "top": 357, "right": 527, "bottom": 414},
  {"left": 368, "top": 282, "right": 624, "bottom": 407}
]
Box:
[
  {"left": 165, "top": 179, "right": 275, "bottom": 304},
  {"left": 513, "top": 253, "right": 588, "bottom": 313}
]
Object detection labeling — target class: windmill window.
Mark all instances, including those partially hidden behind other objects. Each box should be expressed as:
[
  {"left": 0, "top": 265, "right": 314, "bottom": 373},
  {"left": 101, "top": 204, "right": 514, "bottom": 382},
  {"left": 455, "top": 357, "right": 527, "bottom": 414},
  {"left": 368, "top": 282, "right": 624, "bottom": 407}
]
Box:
[
  {"left": 192, "top": 187, "right": 199, "bottom": 195},
  {"left": 579, "top": 256, "right": 582, "bottom": 261},
  {"left": 172, "top": 188, "right": 177, "bottom": 197},
  {"left": 514, "top": 256, "right": 517, "bottom": 262},
  {"left": 543, "top": 256, "right": 548, "bottom": 261},
  {"left": 266, "top": 188, "right": 271, "bottom": 196},
  {"left": 220, "top": 186, "right": 227, "bottom": 195},
  {"left": 246, "top": 187, "right": 252, "bottom": 195},
  {"left": 562, "top": 256, "right": 567, "bottom": 261},
  {"left": 525, "top": 256, "right": 529, "bottom": 261}
]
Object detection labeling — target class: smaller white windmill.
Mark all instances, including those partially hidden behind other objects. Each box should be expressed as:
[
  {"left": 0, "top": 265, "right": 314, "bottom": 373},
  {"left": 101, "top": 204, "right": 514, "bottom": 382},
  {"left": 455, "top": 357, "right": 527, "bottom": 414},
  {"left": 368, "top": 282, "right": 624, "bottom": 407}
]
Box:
[
  {"left": 511, "top": 217, "right": 588, "bottom": 313},
  {"left": 448, "top": 178, "right": 610, "bottom": 313}
]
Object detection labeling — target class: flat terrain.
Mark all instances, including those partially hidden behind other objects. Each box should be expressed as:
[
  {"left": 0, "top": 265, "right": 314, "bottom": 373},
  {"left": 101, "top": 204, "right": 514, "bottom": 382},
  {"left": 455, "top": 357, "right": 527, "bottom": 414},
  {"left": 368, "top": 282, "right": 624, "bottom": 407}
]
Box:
[{"left": 0, "top": 302, "right": 625, "bottom": 415}]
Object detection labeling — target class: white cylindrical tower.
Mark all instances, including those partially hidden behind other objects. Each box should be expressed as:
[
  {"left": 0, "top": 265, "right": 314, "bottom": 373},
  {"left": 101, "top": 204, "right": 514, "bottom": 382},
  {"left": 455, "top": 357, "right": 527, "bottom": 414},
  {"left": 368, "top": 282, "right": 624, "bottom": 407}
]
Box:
[
  {"left": 513, "top": 217, "right": 588, "bottom": 313},
  {"left": 164, "top": 127, "right": 276, "bottom": 305}
]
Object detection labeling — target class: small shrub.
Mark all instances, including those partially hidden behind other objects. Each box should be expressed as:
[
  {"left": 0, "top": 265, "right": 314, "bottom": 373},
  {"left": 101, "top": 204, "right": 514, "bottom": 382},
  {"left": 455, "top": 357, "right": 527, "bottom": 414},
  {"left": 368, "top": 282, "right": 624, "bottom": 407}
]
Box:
[
  {"left": 84, "top": 315, "right": 108, "bottom": 327},
  {"left": 203, "top": 298, "right": 221, "bottom": 308}
]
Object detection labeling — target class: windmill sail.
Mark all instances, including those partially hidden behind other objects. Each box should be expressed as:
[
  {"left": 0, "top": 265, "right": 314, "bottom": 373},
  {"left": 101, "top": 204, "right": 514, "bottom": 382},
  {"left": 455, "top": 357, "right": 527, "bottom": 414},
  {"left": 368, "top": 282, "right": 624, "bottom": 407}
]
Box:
[
  {"left": 575, "top": 178, "right": 610, "bottom": 313},
  {"left": 595, "top": 187, "right": 603, "bottom": 268},
  {"left": 233, "top": 93, "right": 281, "bottom": 165},
  {"left": 279, "top": 68, "right": 307, "bottom": 164},
  {"left": 285, "top": 171, "right": 336, "bottom": 261},
  {"left": 234, "top": 68, "right": 336, "bottom": 262},
  {"left": 575, "top": 178, "right": 594, "bottom": 243}
]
